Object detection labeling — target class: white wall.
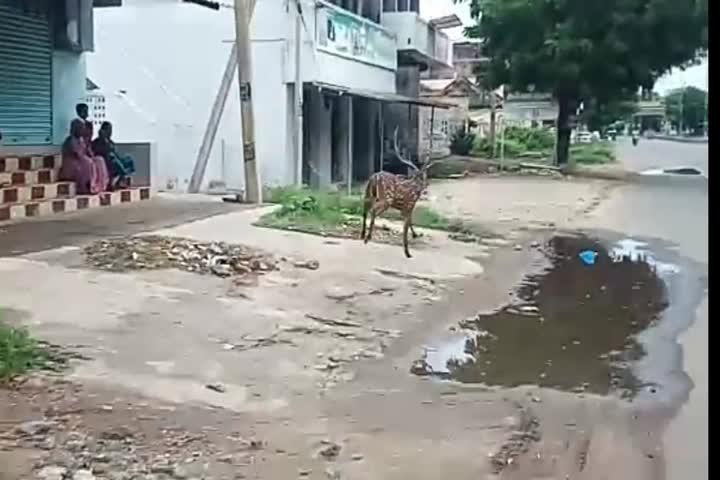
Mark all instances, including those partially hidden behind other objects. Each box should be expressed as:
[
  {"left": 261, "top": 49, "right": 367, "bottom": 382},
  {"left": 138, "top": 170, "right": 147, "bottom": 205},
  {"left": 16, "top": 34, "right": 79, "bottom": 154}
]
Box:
[
  {"left": 88, "top": 0, "right": 394, "bottom": 192},
  {"left": 88, "top": 0, "right": 293, "bottom": 192},
  {"left": 52, "top": 51, "right": 87, "bottom": 145},
  {"left": 282, "top": 1, "right": 397, "bottom": 92}
]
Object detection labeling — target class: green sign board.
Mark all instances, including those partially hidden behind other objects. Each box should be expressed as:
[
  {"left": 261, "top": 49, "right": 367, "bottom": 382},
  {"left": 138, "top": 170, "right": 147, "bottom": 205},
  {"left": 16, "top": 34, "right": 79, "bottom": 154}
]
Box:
[{"left": 316, "top": 3, "right": 397, "bottom": 71}]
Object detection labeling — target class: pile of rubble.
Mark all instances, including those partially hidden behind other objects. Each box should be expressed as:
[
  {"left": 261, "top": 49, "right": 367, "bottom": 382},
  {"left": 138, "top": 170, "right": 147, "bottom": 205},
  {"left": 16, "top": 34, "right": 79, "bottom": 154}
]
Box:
[
  {"left": 83, "top": 236, "right": 278, "bottom": 278},
  {"left": 1, "top": 377, "right": 265, "bottom": 480}
]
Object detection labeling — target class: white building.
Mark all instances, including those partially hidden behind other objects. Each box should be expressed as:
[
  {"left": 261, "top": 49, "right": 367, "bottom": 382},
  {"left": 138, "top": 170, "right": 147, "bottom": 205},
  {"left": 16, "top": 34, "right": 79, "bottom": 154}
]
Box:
[{"left": 88, "top": 0, "right": 453, "bottom": 193}]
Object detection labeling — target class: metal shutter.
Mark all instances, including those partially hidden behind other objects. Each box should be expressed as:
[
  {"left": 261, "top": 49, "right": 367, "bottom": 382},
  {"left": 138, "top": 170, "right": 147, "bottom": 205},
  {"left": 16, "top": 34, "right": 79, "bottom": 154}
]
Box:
[{"left": 0, "top": 2, "right": 53, "bottom": 145}]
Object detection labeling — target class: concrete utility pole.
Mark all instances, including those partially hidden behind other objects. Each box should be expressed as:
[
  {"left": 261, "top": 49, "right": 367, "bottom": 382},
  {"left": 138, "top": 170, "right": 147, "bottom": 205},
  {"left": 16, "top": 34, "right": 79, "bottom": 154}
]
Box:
[
  {"left": 234, "top": 0, "right": 262, "bottom": 203},
  {"left": 185, "top": 0, "right": 259, "bottom": 200}
]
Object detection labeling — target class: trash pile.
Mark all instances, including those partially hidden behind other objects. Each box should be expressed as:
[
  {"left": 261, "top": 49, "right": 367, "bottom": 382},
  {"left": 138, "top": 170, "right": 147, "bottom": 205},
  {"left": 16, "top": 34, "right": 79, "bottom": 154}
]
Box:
[{"left": 83, "top": 235, "right": 278, "bottom": 277}]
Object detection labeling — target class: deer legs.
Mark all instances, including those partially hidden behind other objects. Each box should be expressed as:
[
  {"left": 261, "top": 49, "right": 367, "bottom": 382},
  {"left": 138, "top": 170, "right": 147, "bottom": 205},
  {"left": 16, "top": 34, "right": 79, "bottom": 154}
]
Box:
[
  {"left": 402, "top": 217, "right": 412, "bottom": 258},
  {"left": 364, "top": 202, "right": 388, "bottom": 243},
  {"left": 410, "top": 223, "right": 418, "bottom": 239}
]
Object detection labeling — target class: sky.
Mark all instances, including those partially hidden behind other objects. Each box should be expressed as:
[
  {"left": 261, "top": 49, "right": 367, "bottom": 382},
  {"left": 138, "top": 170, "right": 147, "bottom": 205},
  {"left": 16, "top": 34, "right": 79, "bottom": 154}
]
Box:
[{"left": 419, "top": 0, "right": 708, "bottom": 94}]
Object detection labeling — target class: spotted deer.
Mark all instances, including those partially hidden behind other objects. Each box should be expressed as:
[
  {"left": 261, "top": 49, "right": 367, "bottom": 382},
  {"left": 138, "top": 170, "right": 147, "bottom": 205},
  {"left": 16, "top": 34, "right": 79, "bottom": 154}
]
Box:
[{"left": 361, "top": 128, "right": 437, "bottom": 258}]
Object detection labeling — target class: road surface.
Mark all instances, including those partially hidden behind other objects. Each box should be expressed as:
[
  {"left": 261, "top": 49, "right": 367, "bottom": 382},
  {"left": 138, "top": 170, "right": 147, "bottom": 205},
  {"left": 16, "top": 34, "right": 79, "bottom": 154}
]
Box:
[
  {"left": 590, "top": 139, "right": 708, "bottom": 479},
  {"left": 617, "top": 137, "right": 709, "bottom": 176}
]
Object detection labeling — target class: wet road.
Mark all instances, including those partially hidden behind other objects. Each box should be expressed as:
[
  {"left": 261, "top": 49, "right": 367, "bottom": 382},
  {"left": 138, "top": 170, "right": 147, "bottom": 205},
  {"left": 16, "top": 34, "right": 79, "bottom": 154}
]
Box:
[
  {"left": 618, "top": 137, "right": 709, "bottom": 176},
  {"left": 590, "top": 140, "right": 708, "bottom": 479}
]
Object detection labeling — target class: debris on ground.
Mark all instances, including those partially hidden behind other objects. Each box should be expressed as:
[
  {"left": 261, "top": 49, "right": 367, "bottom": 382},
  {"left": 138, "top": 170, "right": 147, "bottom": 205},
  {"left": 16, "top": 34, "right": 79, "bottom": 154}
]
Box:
[
  {"left": 83, "top": 235, "right": 278, "bottom": 277},
  {"left": 294, "top": 259, "right": 320, "bottom": 270},
  {"left": 205, "top": 383, "right": 227, "bottom": 394},
  {"left": 490, "top": 407, "right": 542, "bottom": 473},
  {"left": 305, "top": 314, "right": 362, "bottom": 329},
  {"left": 579, "top": 250, "right": 599, "bottom": 265},
  {"left": 1, "top": 377, "right": 269, "bottom": 480},
  {"left": 316, "top": 440, "right": 342, "bottom": 461}
]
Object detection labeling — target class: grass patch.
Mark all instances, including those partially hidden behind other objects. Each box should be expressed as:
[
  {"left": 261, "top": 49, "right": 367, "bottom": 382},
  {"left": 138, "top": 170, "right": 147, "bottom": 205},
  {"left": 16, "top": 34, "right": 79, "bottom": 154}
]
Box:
[
  {"left": 259, "top": 185, "right": 491, "bottom": 243},
  {"left": 0, "top": 320, "right": 49, "bottom": 381},
  {"left": 570, "top": 142, "right": 616, "bottom": 165}
]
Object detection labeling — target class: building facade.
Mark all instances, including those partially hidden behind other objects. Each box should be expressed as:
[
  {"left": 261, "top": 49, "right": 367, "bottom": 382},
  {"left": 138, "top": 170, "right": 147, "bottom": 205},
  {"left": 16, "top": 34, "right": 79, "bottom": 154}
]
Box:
[
  {"left": 87, "top": 0, "right": 452, "bottom": 194},
  {"left": 0, "top": 0, "right": 92, "bottom": 154}
]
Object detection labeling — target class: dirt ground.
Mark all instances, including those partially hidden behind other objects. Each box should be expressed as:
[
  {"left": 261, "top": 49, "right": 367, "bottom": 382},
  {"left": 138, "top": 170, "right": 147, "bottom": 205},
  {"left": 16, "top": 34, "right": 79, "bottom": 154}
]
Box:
[{"left": 0, "top": 175, "right": 666, "bottom": 480}]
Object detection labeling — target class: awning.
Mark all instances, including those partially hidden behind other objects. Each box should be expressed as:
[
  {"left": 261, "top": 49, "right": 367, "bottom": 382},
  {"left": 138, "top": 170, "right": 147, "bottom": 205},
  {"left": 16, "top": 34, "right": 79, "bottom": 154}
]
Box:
[{"left": 310, "top": 82, "right": 456, "bottom": 109}]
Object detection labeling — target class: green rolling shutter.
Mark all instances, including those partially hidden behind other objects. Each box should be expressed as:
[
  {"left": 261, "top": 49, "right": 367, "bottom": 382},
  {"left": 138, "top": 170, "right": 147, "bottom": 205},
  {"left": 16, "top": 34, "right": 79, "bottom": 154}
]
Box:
[{"left": 0, "top": 2, "right": 53, "bottom": 145}]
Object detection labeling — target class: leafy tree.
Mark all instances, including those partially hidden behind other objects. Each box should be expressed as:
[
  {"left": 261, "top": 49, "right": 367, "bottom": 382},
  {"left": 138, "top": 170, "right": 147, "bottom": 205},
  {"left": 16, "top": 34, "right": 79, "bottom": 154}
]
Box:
[
  {"left": 665, "top": 86, "right": 707, "bottom": 135},
  {"left": 580, "top": 98, "right": 638, "bottom": 133},
  {"left": 454, "top": 0, "right": 708, "bottom": 165}
]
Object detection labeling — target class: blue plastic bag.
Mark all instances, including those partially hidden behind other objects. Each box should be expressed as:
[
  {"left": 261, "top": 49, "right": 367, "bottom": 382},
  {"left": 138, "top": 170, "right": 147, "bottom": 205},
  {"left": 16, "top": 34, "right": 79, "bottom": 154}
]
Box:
[{"left": 579, "top": 250, "right": 598, "bottom": 265}]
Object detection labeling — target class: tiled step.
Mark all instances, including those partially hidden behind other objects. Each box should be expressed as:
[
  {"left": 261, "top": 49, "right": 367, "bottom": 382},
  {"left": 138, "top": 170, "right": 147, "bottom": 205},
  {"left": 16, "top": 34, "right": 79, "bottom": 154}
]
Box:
[
  {"left": 0, "top": 168, "right": 58, "bottom": 187},
  {"left": 0, "top": 154, "right": 61, "bottom": 173},
  {"left": 0, "top": 187, "right": 151, "bottom": 223},
  {"left": 1, "top": 182, "right": 75, "bottom": 204}
]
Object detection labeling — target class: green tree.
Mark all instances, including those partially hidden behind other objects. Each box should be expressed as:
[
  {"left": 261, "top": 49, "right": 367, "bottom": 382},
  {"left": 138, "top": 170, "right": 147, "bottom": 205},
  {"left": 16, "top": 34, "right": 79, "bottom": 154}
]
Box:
[
  {"left": 455, "top": 0, "right": 708, "bottom": 165},
  {"left": 665, "top": 86, "right": 708, "bottom": 135},
  {"left": 580, "top": 98, "right": 638, "bottom": 133}
]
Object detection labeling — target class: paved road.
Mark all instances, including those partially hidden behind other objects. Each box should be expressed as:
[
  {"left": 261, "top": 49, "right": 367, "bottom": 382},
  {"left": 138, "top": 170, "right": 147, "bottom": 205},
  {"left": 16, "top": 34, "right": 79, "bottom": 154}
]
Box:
[
  {"left": 617, "top": 137, "right": 709, "bottom": 176},
  {"left": 0, "top": 193, "right": 250, "bottom": 257},
  {"left": 590, "top": 141, "right": 708, "bottom": 479}
]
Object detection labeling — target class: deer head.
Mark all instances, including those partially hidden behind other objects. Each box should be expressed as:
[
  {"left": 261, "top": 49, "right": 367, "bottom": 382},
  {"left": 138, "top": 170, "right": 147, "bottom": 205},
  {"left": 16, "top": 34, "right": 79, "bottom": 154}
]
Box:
[{"left": 392, "top": 127, "right": 439, "bottom": 188}]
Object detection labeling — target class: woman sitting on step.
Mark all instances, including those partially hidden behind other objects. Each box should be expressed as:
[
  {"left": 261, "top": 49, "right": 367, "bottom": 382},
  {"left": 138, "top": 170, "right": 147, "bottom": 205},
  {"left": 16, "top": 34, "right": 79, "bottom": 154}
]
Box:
[
  {"left": 60, "top": 119, "right": 109, "bottom": 195},
  {"left": 92, "top": 121, "right": 136, "bottom": 190}
]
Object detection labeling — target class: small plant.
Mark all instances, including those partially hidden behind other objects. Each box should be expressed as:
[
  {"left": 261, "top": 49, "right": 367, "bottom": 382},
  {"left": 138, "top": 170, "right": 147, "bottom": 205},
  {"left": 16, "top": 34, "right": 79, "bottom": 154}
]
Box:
[
  {"left": 0, "top": 320, "right": 48, "bottom": 381},
  {"left": 570, "top": 142, "right": 617, "bottom": 165},
  {"left": 449, "top": 127, "right": 476, "bottom": 156}
]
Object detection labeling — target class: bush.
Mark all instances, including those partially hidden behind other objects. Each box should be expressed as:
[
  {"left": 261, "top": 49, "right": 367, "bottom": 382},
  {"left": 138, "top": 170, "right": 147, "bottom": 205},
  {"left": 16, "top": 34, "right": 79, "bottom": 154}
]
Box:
[
  {"left": 504, "top": 126, "right": 555, "bottom": 152},
  {"left": 449, "top": 128, "right": 476, "bottom": 156},
  {"left": 570, "top": 142, "right": 616, "bottom": 165},
  {"left": 471, "top": 126, "right": 555, "bottom": 159},
  {"left": 0, "top": 320, "right": 48, "bottom": 381}
]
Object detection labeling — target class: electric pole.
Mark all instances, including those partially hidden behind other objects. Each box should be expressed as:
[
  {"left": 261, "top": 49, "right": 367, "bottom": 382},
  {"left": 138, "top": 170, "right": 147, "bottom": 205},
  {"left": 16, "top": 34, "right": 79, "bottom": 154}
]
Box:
[
  {"left": 182, "top": 0, "right": 260, "bottom": 202},
  {"left": 234, "top": 0, "right": 262, "bottom": 203}
]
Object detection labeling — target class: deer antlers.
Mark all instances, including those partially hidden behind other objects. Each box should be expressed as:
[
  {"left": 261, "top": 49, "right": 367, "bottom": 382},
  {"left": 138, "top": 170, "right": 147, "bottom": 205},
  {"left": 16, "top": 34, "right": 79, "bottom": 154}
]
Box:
[{"left": 392, "top": 127, "right": 439, "bottom": 173}]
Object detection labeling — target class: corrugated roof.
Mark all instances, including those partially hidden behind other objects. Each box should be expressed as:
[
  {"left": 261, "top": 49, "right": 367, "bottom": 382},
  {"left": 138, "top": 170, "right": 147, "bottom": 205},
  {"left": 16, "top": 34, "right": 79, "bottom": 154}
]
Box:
[{"left": 311, "top": 82, "right": 456, "bottom": 109}]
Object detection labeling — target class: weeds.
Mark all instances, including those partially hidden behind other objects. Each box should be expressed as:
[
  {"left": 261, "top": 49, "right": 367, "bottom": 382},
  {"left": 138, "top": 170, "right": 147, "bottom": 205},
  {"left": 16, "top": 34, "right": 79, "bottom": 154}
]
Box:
[
  {"left": 0, "top": 319, "right": 48, "bottom": 381},
  {"left": 259, "top": 186, "right": 489, "bottom": 242},
  {"left": 570, "top": 142, "right": 616, "bottom": 165}
]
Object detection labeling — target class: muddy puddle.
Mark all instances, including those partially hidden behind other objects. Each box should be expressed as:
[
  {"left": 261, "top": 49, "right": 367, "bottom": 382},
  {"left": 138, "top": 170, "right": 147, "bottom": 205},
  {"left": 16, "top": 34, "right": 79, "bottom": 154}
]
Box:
[{"left": 415, "top": 235, "right": 678, "bottom": 399}]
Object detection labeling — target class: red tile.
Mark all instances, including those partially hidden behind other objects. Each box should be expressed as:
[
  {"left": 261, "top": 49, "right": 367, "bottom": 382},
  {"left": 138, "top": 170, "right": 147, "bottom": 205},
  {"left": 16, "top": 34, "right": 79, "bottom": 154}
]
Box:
[
  {"left": 11, "top": 172, "right": 25, "bottom": 185},
  {"left": 52, "top": 200, "right": 65, "bottom": 213},
  {"left": 31, "top": 186, "right": 45, "bottom": 200},
  {"left": 25, "top": 204, "right": 39, "bottom": 217},
  {"left": 37, "top": 170, "right": 52, "bottom": 184},
  {"left": 140, "top": 188, "right": 150, "bottom": 200},
  {"left": 3, "top": 188, "right": 18, "bottom": 204},
  {"left": 77, "top": 197, "right": 89, "bottom": 209},
  {"left": 18, "top": 157, "right": 31, "bottom": 171},
  {"left": 120, "top": 190, "right": 131, "bottom": 202},
  {"left": 100, "top": 193, "right": 111, "bottom": 206},
  {"left": 0, "top": 159, "right": 5, "bottom": 173},
  {"left": 57, "top": 183, "right": 70, "bottom": 196},
  {"left": 0, "top": 206, "right": 9, "bottom": 221},
  {"left": 43, "top": 155, "right": 55, "bottom": 169}
]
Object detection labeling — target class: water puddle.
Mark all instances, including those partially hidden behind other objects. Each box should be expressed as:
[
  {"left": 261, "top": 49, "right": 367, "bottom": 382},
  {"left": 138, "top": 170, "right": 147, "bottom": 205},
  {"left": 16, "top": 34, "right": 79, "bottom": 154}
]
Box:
[{"left": 414, "top": 235, "right": 678, "bottom": 399}]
